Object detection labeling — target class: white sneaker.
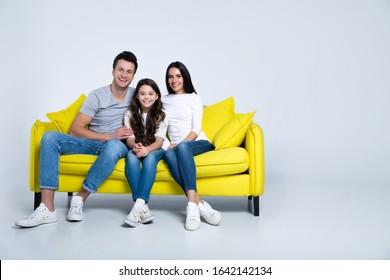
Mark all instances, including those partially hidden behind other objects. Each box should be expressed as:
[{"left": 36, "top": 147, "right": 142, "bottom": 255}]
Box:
[
  {"left": 198, "top": 200, "right": 221, "bottom": 226},
  {"left": 140, "top": 204, "right": 154, "bottom": 224},
  {"left": 67, "top": 196, "right": 84, "bottom": 221},
  {"left": 185, "top": 202, "right": 201, "bottom": 231},
  {"left": 124, "top": 204, "right": 154, "bottom": 227},
  {"left": 124, "top": 206, "right": 142, "bottom": 227},
  {"left": 15, "top": 203, "right": 57, "bottom": 227}
]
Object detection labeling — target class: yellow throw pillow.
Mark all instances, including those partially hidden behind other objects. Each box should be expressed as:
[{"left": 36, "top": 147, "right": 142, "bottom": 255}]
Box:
[
  {"left": 46, "top": 94, "right": 86, "bottom": 134},
  {"left": 202, "top": 96, "right": 235, "bottom": 141},
  {"left": 212, "top": 111, "right": 256, "bottom": 149}
]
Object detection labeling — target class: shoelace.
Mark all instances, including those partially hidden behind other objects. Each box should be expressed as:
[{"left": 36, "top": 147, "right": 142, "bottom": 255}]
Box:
[
  {"left": 131, "top": 208, "right": 142, "bottom": 222},
  {"left": 139, "top": 207, "right": 149, "bottom": 215},
  {"left": 27, "top": 207, "right": 46, "bottom": 219},
  {"left": 187, "top": 208, "right": 199, "bottom": 221},
  {"left": 70, "top": 203, "right": 82, "bottom": 215},
  {"left": 200, "top": 204, "right": 215, "bottom": 217}
]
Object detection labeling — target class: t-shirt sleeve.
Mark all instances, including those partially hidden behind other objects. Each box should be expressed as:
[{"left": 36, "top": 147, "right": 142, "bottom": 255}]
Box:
[{"left": 79, "top": 91, "right": 99, "bottom": 118}]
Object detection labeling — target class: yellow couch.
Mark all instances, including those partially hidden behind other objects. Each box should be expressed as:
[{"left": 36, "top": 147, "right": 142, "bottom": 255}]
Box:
[{"left": 29, "top": 96, "right": 265, "bottom": 215}]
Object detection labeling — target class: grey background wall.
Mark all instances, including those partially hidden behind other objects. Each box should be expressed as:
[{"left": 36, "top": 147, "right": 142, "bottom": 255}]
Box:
[{"left": 0, "top": 0, "right": 389, "bottom": 230}]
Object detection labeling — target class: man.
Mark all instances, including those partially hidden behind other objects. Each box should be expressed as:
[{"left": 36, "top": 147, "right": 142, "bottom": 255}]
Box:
[{"left": 16, "top": 51, "right": 137, "bottom": 227}]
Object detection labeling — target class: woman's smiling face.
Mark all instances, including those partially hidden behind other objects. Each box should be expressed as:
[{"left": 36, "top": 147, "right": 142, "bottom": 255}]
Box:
[{"left": 168, "top": 67, "right": 185, "bottom": 94}]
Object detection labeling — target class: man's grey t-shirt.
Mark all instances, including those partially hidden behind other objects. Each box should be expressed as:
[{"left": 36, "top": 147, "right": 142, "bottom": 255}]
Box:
[{"left": 79, "top": 85, "right": 135, "bottom": 134}]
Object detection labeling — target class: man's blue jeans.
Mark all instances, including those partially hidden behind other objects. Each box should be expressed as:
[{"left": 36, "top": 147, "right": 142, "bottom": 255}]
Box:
[
  {"left": 125, "top": 148, "right": 165, "bottom": 202},
  {"left": 39, "top": 131, "right": 128, "bottom": 193},
  {"left": 164, "top": 140, "right": 213, "bottom": 193}
]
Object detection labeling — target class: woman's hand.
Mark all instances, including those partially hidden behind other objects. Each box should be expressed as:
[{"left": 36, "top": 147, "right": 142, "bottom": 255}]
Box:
[{"left": 167, "top": 143, "right": 178, "bottom": 150}]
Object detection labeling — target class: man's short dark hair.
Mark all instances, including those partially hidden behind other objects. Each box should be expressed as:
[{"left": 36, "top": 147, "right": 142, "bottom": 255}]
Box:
[{"left": 113, "top": 51, "right": 138, "bottom": 73}]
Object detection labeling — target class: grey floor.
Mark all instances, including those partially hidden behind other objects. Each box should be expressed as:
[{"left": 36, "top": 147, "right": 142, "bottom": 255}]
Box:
[{"left": 2, "top": 175, "right": 389, "bottom": 260}]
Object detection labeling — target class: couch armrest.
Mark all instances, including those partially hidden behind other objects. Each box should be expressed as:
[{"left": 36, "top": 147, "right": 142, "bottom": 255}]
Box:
[
  {"left": 29, "top": 120, "right": 58, "bottom": 192},
  {"left": 245, "top": 122, "right": 265, "bottom": 196}
]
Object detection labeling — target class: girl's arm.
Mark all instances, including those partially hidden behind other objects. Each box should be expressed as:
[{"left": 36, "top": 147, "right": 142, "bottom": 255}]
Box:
[{"left": 126, "top": 136, "right": 136, "bottom": 149}]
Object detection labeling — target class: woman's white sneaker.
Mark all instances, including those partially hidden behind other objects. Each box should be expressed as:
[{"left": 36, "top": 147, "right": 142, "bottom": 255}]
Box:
[
  {"left": 198, "top": 201, "right": 221, "bottom": 226},
  {"left": 15, "top": 203, "right": 57, "bottom": 227},
  {"left": 185, "top": 202, "right": 201, "bottom": 231}
]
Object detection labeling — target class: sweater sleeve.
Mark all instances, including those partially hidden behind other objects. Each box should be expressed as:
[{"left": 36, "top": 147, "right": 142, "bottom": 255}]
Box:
[
  {"left": 124, "top": 109, "right": 131, "bottom": 128},
  {"left": 123, "top": 110, "right": 135, "bottom": 138},
  {"left": 155, "top": 114, "right": 168, "bottom": 140},
  {"left": 191, "top": 95, "right": 204, "bottom": 136}
]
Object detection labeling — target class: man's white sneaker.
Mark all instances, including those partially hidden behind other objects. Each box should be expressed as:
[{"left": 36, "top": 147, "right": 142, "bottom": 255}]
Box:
[
  {"left": 185, "top": 202, "right": 201, "bottom": 231},
  {"left": 198, "top": 201, "right": 221, "bottom": 226},
  {"left": 15, "top": 203, "right": 57, "bottom": 228},
  {"left": 124, "top": 204, "right": 154, "bottom": 227},
  {"left": 67, "top": 196, "right": 84, "bottom": 221}
]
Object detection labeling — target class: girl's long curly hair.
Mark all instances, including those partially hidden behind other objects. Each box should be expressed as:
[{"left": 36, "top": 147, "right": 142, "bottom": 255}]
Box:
[{"left": 130, "top": 78, "right": 165, "bottom": 146}]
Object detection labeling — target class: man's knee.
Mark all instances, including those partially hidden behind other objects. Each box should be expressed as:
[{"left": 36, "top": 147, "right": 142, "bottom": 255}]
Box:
[
  {"left": 41, "top": 131, "right": 61, "bottom": 145},
  {"left": 103, "top": 138, "right": 127, "bottom": 156}
]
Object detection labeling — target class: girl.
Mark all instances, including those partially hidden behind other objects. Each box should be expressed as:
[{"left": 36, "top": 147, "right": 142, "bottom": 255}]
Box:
[
  {"left": 123, "top": 78, "right": 167, "bottom": 227},
  {"left": 162, "top": 61, "right": 221, "bottom": 231}
]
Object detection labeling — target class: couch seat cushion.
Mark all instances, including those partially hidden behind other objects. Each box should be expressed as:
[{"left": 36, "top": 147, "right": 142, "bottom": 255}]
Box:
[{"left": 59, "top": 147, "right": 249, "bottom": 180}]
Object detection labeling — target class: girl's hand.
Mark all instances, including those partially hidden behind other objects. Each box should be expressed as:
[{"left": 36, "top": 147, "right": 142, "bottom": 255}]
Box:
[{"left": 133, "top": 143, "right": 149, "bottom": 158}]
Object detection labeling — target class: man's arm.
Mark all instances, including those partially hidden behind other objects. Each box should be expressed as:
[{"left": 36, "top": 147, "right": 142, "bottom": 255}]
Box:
[{"left": 70, "top": 112, "right": 132, "bottom": 142}]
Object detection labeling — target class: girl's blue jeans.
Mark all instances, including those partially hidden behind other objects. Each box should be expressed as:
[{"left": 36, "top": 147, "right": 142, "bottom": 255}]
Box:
[{"left": 125, "top": 148, "right": 165, "bottom": 202}]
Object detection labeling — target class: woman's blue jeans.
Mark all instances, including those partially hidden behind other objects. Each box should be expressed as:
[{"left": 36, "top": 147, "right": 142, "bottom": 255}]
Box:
[
  {"left": 125, "top": 148, "right": 165, "bottom": 202},
  {"left": 39, "top": 131, "right": 128, "bottom": 193},
  {"left": 164, "top": 140, "right": 213, "bottom": 193}
]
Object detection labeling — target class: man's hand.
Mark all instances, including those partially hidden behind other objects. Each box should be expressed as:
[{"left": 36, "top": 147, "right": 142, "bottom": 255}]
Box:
[{"left": 111, "top": 126, "right": 133, "bottom": 140}]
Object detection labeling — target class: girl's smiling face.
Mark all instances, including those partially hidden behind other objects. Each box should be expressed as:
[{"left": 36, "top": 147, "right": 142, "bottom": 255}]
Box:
[{"left": 137, "top": 85, "right": 158, "bottom": 112}]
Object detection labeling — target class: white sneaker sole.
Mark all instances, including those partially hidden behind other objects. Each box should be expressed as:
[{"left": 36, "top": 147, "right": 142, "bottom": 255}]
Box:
[
  {"left": 141, "top": 215, "right": 154, "bottom": 224},
  {"left": 124, "top": 217, "right": 140, "bottom": 227},
  {"left": 67, "top": 215, "right": 83, "bottom": 222},
  {"left": 16, "top": 218, "right": 57, "bottom": 228}
]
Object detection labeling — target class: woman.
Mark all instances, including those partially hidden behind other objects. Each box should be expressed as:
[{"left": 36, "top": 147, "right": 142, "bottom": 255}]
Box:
[
  {"left": 123, "top": 78, "right": 167, "bottom": 227},
  {"left": 162, "top": 61, "right": 221, "bottom": 231}
]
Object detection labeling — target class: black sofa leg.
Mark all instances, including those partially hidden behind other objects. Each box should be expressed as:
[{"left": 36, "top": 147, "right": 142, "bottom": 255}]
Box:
[
  {"left": 253, "top": 196, "right": 260, "bottom": 216},
  {"left": 34, "top": 192, "right": 41, "bottom": 210},
  {"left": 67, "top": 192, "right": 73, "bottom": 207},
  {"left": 248, "top": 196, "right": 260, "bottom": 216}
]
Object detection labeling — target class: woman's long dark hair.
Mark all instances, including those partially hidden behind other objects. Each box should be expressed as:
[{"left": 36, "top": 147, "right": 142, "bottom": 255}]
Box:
[
  {"left": 165, "top": 61, "right": 197, "bottom": 94},
  {"left": 130, "top": 78, "right": 165, "bottom": 146}
]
